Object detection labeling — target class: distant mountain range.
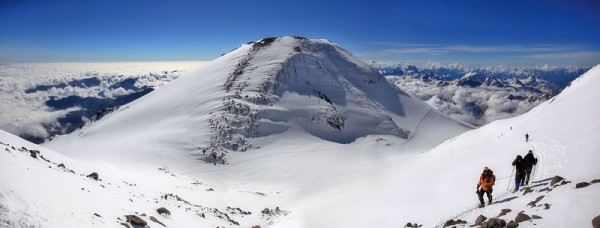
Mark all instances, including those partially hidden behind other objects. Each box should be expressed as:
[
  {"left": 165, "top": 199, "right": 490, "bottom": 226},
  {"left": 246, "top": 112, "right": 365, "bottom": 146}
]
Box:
[{"left": 370, "top": 61, "right": 591, "bottom": 126}]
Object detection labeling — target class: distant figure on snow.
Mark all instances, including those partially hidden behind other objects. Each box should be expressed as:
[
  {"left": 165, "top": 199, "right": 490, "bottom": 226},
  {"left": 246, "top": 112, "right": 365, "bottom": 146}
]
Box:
[
  {"left": 522, "top": 150, "right": 538, "bottom": 186},
  {"left": 476, "top": 167, "right": 496, "bottom": 207},
  {"left": 525, "top": 133, "right": 529, "bottom": 142},
  {"left": 512, "top": 155, "right": 525, "bottom": 192}
]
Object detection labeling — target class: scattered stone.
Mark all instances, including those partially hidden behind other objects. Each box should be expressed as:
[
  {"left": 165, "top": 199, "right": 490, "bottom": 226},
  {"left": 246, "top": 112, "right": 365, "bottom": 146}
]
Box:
[
  {"left": 481, "top": 217, "right": 506, "bottom": 228},
  {"left": 140, "top": 213, "right": 146, "bottom": 217},
  {"left": 538, "top": 187, "right": 551, "bottom": 192},
  {"left": 591, "top": 179, "right": 600, "bottom": 184},
  {"left": 120, "top": 223, "right": 131, "bottom": 228},
  {"left": 506, "top": 220, "right": 519, "bottom": 228},
  {"left": 149, "top": 216, "right": 165, "bottom": 227},
  {"left": 560, "top": 180, "right": 571, "bottom": 185},
  {"left": 58, "top": 163, "right": 65, "bottom": 168},
  {"left": 443, "top": 219, "right": 467, "bottom": 227},
  {"left": 197, "top": 213, "right": 205, "bottom": 218},
  {"left": 550, "top": 176, "right": 564, "bottom": 186},
  {"left": 532, "top": 215, "right": 542, "bottom": 219},
  {"left": 514, "top": 212, "right": 532, "bottom": 223},
  {"left": 125, "top": 215, "right": 147, "bottom": 226},
  {"left": 592, "top": 215, "right": 600, "bottom": 228},
  {"left": 94, "top": 213, "right": 102, "bottom": 217},
  {"left": 522, "top": 187, "right": 533, "bottom": 195},
  {"left": 157, "top": 207, "right": 171, "bottom": 216},
  {"left": 29, "top": 150, "right": 39, "bottom": 158},
  {"left": 404, "top": 223, "right": 422, "bottom": 227},
  {"left": 475, "top": 214, "right": 487, "bottom": 225},
  {"left": 261, "top": 208, "right": 272, "bottom": 215},
  {"left": 206, "top": 188, "right": 214, "bottom": 191},
  {"left": 87, "top": 172, "right": 99, "bottom": 181},
  {"left": 575, "top": 182, "right": 591, "bottom": 188},
  {"left": 252, "top": 226, "right": 261, "bottom": 228},
  {"left": 544, "top": 203, "right": 551, "bottom": 210},
  {"left": 498, "top": 208, "right": 512, "bottom": 217}
]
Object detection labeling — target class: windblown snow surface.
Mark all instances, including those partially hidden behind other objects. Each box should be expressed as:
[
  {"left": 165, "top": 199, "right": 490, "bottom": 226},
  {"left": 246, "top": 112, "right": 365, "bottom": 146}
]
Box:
[{"left": 1, "top": 37, "right": 599, "bottom": 227}]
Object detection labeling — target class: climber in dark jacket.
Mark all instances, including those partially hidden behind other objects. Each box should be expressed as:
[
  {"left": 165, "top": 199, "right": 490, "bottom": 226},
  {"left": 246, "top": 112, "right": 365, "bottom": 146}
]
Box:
[
  {"left": 522, "top": 150, "right": 538, "bottom": 185},
  {"left": 512, "top": 155, "right": 525, "bottom": 192}
]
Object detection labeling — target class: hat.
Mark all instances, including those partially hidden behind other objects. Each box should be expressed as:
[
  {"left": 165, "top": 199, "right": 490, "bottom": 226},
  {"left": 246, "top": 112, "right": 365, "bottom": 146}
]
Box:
[
  {"left": 484, "top": 166, "right": 489, "bottom": 170},
  {"left": 528, "top": 150, "right": 533, "bottom": 153}
]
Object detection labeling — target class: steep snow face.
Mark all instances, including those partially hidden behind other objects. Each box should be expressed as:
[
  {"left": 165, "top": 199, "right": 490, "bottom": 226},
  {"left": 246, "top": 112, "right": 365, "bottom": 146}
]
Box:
[{"left": 45, "top": 37, "right": 470, "bottom": 167}]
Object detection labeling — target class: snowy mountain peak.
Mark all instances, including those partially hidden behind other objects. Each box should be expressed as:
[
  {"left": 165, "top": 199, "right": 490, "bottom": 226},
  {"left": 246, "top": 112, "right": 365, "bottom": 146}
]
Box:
[{"left": 45, "top": 36, "right": 470, "bottom": 166}]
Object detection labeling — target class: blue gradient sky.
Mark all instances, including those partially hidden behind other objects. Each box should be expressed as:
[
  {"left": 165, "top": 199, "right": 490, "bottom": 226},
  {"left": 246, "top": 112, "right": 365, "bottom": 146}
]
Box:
[{"left": 1, "top": 0, "right": 599, "bottom": 66}]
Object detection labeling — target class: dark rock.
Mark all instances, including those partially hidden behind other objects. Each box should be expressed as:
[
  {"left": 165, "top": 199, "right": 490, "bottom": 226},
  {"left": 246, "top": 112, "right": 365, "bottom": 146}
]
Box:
[
  {"left": 522, "top": 187, "right": 533, "bottom": 195},
  {"left": 261, "top": 208, "right": 271, "bottom": 215},
  {"left": 443, "top": 219, "right": 457, "bottom": 227},
  {"left": 560, "top": 180, "right": 571, "bottom": 185},
  {"left": 550, "top": 176, "right": 564, "bottom": 186},
  {"left": 539, "top": 187, "right": 551, "bottom": 192},
  {"left": 532, "top": 215, "right": 542, "bottom": 219},
  {"left": 481, "top": 217, "right": 506, "bottom": 228},
  {"left": 544, "top": 203, "right": 551, "bottom": 210},
  {"left": 591, "top": 179, "right": 600, "bottom": 184},
  {"left": 528, "top": 195, "right": 545, "bottom": 207},
  {"left": 475, "top": 214, "right": 487, "bottom": 225},
  {"left": 94, "top": 213, "right": 101, "bottom": 217},
  {"left": 252, "top": 226, "right": 261, "bottom": 228},
  {"left": 157, "top": 207, "right": 171, "bottom": 215},
  {"left": 575, "top": 182, "right": 591, "bottom": 188},
  {"left": 149, "top": 216, "right": 165, "bottom": 227},
  {"left": 125, "top": 215, "right": 147, "bottom": 226},
  {"left": 120, "top": 223, "right": 131, "bottom": 228},
  {"left": 29, "top": 150, "right": 39, "bottom": 158},
  {"left": 514, "top": 212, "right": 532, "bottom": 223},
  {"left": 58, "top": 163, "right": 65, "bottom": 168},
  {"left": 87, "top": 172, "right": 99, "bottom": 181},
  {"left": 592, "top": 215, "right": 600, "bottom": 228},
  {"left": 498, "top": 208, "right": 512, "bottom": 217},
  {"left": 506, "top": 220, "right": 519, "bottom": 228}
]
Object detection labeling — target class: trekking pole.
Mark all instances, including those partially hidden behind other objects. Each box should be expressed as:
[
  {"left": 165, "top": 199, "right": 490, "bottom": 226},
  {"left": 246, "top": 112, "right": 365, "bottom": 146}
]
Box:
[{"left": 506, "top": 167, "right": 514, "bottom": 191}]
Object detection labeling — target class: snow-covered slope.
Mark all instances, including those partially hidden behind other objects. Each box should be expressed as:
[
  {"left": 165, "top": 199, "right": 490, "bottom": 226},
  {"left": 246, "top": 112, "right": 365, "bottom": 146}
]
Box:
[
  {"left": 2, "top": 39, "right": 598, "bottom": 227},
  {"left": 44, "top": 36, "right": 470, "bottom": 169}
]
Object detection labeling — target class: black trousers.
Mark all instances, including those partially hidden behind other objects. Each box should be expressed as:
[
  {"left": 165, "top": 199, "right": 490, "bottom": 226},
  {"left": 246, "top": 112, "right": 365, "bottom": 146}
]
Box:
[
  {"left": 524, "top": 168, "right": 533, "bottom": 185},
  {"left": 478, "top": 188, "right": 492, "bottom": 205}
]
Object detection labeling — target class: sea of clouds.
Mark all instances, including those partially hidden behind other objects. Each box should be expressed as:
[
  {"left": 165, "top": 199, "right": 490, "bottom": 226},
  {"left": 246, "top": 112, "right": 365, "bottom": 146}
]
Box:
[{"left": 0, "top": 62, "right": 203, "bottom": 139}]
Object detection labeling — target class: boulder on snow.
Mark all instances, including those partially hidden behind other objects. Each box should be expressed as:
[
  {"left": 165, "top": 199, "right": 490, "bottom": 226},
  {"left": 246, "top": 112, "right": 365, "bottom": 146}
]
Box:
[
  {"left": 575, "top": 182, "right": 591, "bottom": 188},
  {"left": 125, "top": 215, "right": 147, "bottom": 226},
  {"left": 443, "top": 219, "right": 466, "bottom": 227},
  {"left": 532, "top": 215, "right": 542, "bottom": 219},
  {"left": 251, "top": 226, "right": 261, "bottom": 228},
  {"left": 498, "top": 208, "right": 512, "bottom": 217},
  {"left": 592, "top": 215, "right": 600, "bottom": 228},
  {"left": 481, "top": 217, "right": 506, "bottom": 228},
  {"left": 29, "top": 150, "right": 40, "bottom": 158},
  {"left": 514, "top": 212, "right": 531, "bottom": 223},
  {"left": 87, "top": 172, "right": 99, "bottom": 181},
  {"left": 474, "top": 214, "right": 487, "bottom": 225},
  {"left": 550, "top": 176, "right": 564, "bottom": 186},
  {"left": 157, "top": 207, "right": 171, "bottom": 215},
  {"left": 522, "top": 187, "right": 533, "bottom": 195},
  {"left": 591, "top": 179, "right": 600, "bottom": 184},
  {"left": 539, "top": 187, "right": 551, "bottom": 192},
  {"left": 506, "top": 220, "right": 519, "bottom": 228},
  {"left": 261, "top": 208, "right": 272, "bottom": 215}
]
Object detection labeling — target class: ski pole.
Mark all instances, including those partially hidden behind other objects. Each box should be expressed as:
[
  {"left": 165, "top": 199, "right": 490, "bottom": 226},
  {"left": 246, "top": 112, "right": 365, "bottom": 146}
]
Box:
[{"left": 506, "top": 166, "right": 514, "bottom": 191}]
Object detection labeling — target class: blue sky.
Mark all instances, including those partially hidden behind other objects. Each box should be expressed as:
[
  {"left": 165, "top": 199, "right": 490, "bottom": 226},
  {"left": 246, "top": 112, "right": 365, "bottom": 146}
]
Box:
[{"left": 1, "top": 0, "right": 599, "bottom": 66}]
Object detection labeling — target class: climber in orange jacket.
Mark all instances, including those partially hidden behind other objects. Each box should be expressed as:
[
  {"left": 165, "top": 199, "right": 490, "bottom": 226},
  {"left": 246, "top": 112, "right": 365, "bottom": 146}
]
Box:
[{"left": 476, "top": 166, "right": 496, "bottom": 207}]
